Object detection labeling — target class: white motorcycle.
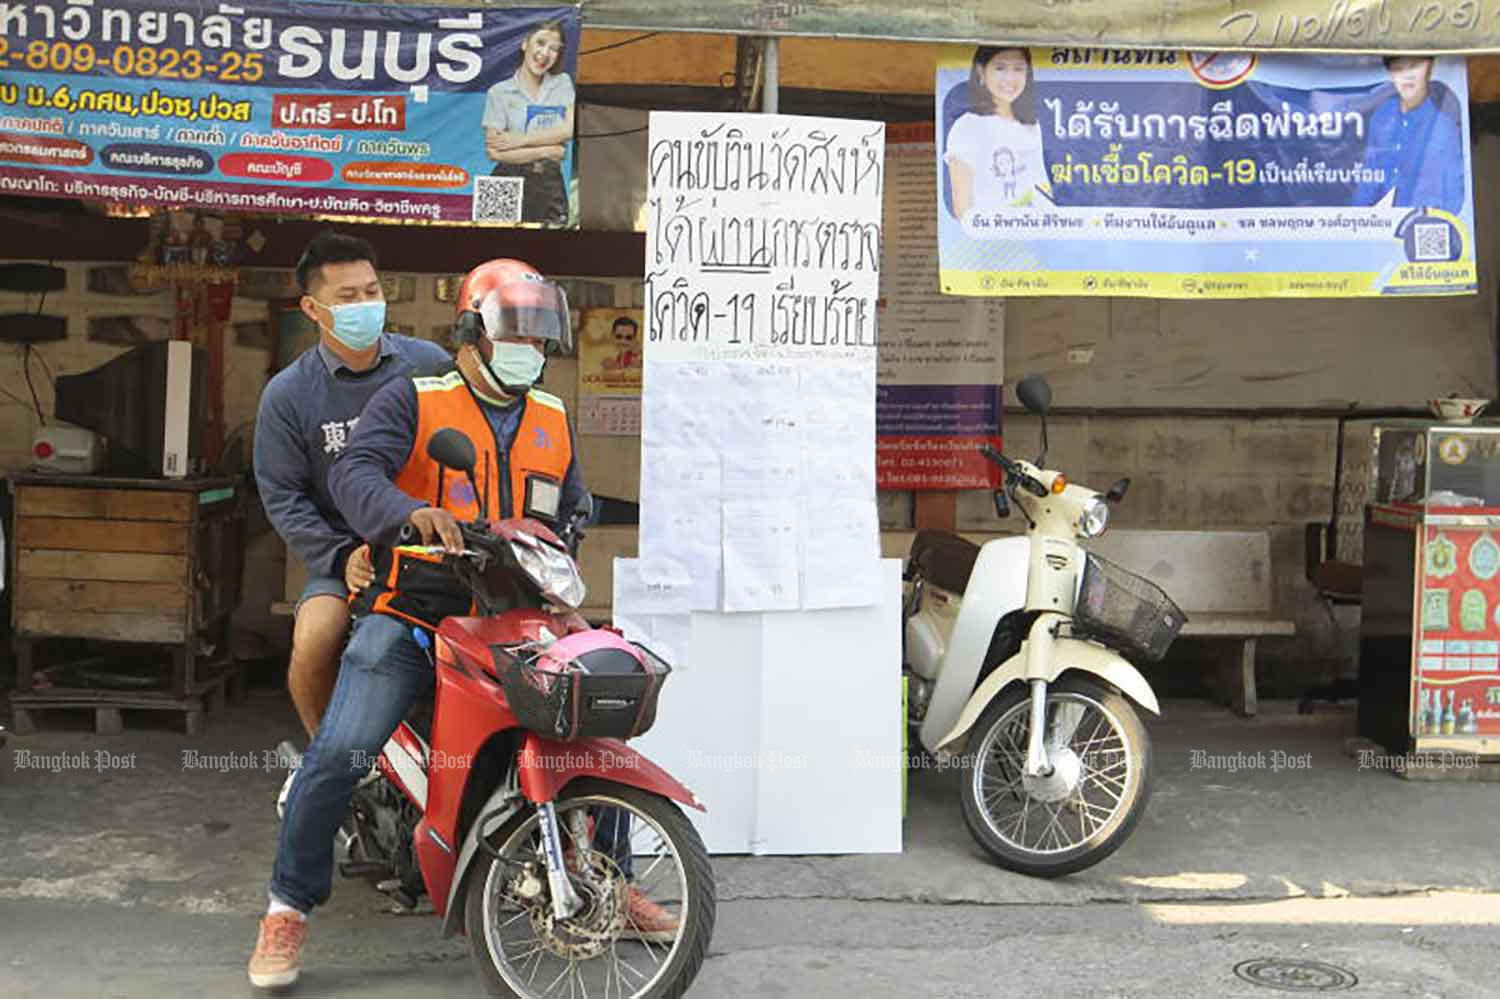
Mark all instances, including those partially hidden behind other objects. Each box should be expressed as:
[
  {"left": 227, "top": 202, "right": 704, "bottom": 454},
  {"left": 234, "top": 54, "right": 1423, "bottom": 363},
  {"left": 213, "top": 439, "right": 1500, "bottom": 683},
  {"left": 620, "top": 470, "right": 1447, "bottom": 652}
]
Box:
[{"left": 903, "top": 376, "right": 1186, "bottom": 877}]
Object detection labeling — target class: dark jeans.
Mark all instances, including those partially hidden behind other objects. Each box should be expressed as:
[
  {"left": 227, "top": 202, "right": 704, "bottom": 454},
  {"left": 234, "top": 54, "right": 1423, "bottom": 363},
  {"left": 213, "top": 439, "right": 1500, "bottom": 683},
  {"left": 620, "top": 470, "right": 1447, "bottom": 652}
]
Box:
[
  {"left": 270, "top": 614, "right": 432, "bottom": 912},
  {"left": 491, "top": 159, "right": 567, "bottom": 225}
]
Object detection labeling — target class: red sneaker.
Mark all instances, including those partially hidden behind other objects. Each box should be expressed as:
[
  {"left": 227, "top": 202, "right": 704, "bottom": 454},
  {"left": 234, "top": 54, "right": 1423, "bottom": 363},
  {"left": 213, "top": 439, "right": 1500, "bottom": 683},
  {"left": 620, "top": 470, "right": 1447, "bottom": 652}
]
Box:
[{"left": 248, "top": 911, "right": 307, "bottom": 989}]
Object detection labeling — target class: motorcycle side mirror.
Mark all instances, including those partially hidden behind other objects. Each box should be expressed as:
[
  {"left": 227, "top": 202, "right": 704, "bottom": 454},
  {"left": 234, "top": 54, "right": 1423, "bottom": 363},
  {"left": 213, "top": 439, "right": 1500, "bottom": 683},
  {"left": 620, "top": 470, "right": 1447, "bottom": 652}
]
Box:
[
  {"left": 993, "top": 488, "right": 1011, "bottom": 519},
  {"left": 1014, "top": 376, "right": 1052, "bottom": 466},
  {"left": 1015, "top": 376, "right": 1052, "bottom": 416},
  {"left": 427, "top": 428, "right": 477, "bottom": 474},
  {"left": 427, "top": 428, "right": 482, "bottom": 519},
  {"left": 1105, "top": 478, "right": 1131, "bottom": 503}
]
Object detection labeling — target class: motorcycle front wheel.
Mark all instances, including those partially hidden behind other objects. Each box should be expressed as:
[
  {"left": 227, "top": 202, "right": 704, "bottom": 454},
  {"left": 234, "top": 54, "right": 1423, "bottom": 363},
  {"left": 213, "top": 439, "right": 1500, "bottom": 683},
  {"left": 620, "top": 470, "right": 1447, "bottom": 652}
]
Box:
[
  {"left": 959, "top": 674, "right": 1151, "bottom": 878},
  {"left": 464, "top": 779, "right": 716, "bottom": 999}
]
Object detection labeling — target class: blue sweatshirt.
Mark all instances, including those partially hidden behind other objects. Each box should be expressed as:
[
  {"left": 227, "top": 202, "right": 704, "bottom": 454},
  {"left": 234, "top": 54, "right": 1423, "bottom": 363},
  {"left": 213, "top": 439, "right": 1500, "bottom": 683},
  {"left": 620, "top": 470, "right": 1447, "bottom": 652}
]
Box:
[
  {"left": 327, "top": 367, "right": 586, "bottom": 547},
  {"left": 253, "top": 334, "right": 452, "bottom": 580}
]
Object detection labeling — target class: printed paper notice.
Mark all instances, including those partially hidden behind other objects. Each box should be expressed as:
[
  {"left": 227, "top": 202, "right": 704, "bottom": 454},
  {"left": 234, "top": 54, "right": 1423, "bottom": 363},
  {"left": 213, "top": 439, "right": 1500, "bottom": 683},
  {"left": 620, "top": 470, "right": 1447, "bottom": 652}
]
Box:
[{"left": 723, "top": 500, "right": 800, "bottom": 612}]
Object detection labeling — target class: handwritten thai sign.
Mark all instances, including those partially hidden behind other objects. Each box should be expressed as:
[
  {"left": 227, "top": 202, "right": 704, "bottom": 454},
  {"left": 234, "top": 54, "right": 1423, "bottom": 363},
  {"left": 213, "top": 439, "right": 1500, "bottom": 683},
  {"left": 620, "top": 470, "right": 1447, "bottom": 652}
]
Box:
[
  {"left": 0, "top": 1, "right": 580, "bottom": 225},
  {"left": 644, "top": 113, "right": 885, "bottom": 363},
  {"left": 635, "top": 111, "right": 885, "bottom": 614},
  {"left": 582, "top": 1, "right": 1500, "bottom": 54},
  {"left": 937, "top": 47, "right": 1476, "bottom": 298}
]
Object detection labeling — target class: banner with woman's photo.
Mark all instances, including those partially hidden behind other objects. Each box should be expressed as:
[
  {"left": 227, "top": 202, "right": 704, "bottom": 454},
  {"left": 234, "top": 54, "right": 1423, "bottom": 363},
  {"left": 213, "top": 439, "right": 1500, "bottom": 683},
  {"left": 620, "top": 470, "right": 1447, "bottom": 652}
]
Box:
[
  {"left": 936, "top": 48, "right": 1477, "bottom": 298},
  {"left": 0, "top": 1, "right": 580, "bottom": 226}
]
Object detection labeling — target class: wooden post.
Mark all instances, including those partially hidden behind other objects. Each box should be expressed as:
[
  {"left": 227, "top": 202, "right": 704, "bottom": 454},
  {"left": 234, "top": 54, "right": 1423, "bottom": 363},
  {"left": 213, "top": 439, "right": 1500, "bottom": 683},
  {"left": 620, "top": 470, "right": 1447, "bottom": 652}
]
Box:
[{"left": 914, "top": 491, "right": 957, "bottom": 532}]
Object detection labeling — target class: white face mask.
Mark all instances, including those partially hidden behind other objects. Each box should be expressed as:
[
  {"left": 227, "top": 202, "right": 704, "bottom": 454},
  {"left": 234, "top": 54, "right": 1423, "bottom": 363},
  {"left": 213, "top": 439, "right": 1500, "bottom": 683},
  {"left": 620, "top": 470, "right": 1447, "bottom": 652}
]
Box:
[{"left": 486, "top": 341, "right": 545, "bottom": 389}]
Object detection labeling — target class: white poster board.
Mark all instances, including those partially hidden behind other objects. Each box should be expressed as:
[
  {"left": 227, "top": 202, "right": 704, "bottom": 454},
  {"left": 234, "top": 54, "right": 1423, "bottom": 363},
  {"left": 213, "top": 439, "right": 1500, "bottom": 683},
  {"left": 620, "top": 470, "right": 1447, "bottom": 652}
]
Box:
[
  {"left": 629, "top": 560, "right": 904, "bottom": 855},
  {"left": 620, "top": 112, "right": 901, "bottom": 854}
]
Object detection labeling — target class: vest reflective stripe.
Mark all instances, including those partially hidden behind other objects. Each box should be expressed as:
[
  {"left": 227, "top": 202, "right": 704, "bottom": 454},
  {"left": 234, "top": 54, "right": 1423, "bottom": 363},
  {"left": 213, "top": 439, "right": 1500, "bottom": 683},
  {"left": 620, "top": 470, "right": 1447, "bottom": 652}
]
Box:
[{"left": 393, "top": 372, "right": 571, "bottom": 521}]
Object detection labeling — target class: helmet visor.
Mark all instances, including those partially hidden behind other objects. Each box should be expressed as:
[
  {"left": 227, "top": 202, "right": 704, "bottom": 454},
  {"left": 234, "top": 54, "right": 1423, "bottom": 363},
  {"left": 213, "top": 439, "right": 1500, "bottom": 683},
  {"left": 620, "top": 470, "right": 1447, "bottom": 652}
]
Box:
[{"left": 478, "top": 280, "right": 572, "bottom": 354}]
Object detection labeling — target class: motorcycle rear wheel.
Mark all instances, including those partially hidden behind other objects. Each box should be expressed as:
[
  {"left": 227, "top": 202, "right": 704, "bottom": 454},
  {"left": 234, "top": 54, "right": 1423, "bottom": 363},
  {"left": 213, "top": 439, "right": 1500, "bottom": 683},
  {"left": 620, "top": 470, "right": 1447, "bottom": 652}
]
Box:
[
  {"left": 464, "top": 779, "right": 715, "bottom": 999},
  {"left": 959, "top": 675, "right": 1151, "bottom": 878}
]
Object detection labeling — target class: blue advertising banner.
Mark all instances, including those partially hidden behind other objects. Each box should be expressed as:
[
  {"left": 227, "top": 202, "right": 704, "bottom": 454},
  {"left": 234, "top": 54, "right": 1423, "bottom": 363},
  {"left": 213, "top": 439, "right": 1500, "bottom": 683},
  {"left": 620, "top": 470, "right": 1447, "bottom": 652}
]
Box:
[
  {"left": 937, "top": 49, "right": 1477, "bottom": 298},
  {"left": 0, "top": 2, "right": 580, "bottom": 225}
]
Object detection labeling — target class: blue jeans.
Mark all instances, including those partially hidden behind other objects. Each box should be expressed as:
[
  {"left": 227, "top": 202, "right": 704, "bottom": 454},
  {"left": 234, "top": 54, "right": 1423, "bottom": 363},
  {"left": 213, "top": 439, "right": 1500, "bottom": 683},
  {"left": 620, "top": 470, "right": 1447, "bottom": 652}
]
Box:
[
  {"left": 295, "top": 573, "right": 347, "bottom": 614},
  {"left": 270, "top": 613, "right": 432, "bottom": 912}
]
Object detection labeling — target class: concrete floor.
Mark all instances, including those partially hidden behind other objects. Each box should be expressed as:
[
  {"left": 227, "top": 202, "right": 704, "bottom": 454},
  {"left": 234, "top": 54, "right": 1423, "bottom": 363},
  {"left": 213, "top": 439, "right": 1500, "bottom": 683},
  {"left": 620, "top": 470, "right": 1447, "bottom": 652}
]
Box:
[{"left": 1, "top": 692, "right": 1498, "bottom": 997}]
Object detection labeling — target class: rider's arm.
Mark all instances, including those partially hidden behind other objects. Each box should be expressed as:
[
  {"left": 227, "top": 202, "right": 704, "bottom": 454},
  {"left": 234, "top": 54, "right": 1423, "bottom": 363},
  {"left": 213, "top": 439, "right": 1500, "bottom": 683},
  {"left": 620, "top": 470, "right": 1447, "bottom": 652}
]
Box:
[
  {"left": 327, "top": 377, "right": 427, "bottom": 548},
  {"left": 253, "top": 374, "right": 359, "bottom": 580},
  {"left": 558, "top": 450, "right": 588, "bottom": 525}
]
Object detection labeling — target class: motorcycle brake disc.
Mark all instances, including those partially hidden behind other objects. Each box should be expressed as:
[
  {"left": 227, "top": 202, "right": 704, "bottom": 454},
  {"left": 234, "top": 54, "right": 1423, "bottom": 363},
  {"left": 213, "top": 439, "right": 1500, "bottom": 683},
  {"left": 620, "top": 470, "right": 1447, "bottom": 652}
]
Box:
[{"left": 527, "top": 851, "right": 629, "bottom": 960}]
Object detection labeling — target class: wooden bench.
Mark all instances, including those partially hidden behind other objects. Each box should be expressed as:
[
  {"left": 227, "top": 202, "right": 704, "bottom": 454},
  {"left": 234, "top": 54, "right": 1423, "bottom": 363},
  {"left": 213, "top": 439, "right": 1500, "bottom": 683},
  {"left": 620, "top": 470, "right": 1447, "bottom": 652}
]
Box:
[{"left": 1087, "top": 529, "right": 1297, "bottom": 718}]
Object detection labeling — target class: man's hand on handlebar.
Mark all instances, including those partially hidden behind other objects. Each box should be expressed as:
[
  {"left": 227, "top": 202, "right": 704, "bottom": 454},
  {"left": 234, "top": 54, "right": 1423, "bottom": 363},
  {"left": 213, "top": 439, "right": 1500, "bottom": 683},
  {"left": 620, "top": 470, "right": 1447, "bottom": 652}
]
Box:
[{"left": 407, "top": 507, "right": 464, "bottom": 554}]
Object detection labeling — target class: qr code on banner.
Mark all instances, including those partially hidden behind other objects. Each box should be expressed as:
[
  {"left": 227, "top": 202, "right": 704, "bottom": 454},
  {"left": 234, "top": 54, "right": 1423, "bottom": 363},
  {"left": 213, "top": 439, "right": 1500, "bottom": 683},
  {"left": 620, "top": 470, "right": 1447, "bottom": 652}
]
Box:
[
  {"left": 472, "top": 176, "right": 523, "bottom": 223},
  {"left": 1412, "top": 222, "right": 1451, "bottom": 261}
]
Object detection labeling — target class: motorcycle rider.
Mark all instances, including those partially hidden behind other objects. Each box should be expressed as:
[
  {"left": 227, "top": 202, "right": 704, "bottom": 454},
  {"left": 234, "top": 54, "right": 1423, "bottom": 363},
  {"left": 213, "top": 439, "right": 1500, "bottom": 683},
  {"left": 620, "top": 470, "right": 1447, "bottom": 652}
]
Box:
[
  {"left": 253, "top": 231, "right": 450, "bottom": 757},
  {"left": 248, "top": 259, "right": 677, "bottom": 989}
]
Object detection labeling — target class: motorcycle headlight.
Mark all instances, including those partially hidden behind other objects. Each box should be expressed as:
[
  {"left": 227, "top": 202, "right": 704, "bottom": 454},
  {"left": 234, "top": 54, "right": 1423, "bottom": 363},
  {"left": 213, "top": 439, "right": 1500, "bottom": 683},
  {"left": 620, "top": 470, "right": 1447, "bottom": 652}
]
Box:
[
  {"left": 1079, "top": 498, "right": 1110, "bottom": 539},
  {"left": 510, "top": 538, "right": 587, "bottom": 609}
]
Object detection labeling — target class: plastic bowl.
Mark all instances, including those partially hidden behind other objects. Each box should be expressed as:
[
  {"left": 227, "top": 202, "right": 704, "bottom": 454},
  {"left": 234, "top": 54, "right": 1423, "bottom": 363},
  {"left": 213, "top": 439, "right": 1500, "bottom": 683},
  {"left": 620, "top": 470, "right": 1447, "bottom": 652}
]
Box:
[{"left": 1429, "top": 398, "right": 1490, "bottom": 424}]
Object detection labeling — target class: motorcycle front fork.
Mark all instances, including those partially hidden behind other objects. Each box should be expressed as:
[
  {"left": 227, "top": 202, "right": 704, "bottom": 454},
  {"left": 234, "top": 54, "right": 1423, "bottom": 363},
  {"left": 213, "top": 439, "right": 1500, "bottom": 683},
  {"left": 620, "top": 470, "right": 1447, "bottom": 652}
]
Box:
[
  {"left": 536, "top": 801, "right": 584, "bottom": 920},
  {"left": 1024, "top": 681, "right": 1089, "bottom": 779}
]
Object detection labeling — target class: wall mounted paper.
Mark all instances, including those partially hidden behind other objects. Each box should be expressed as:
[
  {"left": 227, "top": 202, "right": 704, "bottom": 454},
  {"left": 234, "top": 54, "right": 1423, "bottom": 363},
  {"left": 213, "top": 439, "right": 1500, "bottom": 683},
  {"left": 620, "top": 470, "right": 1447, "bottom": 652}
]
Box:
[
  {"left": 722, "top": 500, "right": 801, "bottom": 613},
  {"left": 801, "top": 499, "right": 882, "bottom": 610},
  {"left": 635, "top": 111, "right": 886, "bottom": 614},
  {"left": 613, "top": 557, "right": 696, "bottom": 616}
]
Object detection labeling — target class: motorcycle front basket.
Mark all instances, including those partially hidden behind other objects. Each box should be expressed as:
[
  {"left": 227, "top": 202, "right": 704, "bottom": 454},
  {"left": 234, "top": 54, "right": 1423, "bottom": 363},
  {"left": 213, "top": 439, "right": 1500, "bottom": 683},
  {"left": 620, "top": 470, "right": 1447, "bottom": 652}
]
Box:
[
  {"left": 489, "top": 640, "right": 671, "bottom": 742},
  {"left": 1073, "top": 553, "right": 1188, "bottom": 663}
]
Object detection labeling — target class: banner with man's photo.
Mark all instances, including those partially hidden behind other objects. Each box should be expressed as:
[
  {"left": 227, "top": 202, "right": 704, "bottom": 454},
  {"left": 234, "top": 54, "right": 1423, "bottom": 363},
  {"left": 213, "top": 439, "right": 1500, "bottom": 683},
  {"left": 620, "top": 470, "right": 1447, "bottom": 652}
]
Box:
[
  {"left": 936, "top": 49, "right": 1477, "bottom": 298},
  {"left": 0, "top": 1, "right": 580, "bottom": 226}
]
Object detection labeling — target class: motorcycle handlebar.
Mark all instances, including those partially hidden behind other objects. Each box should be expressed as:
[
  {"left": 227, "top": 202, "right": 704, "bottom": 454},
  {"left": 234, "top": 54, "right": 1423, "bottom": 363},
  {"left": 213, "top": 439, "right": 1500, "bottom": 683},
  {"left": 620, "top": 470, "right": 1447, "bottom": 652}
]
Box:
[
  {"left": 977, "top": 445, "right": 1051, "bottom": 497},
  {"left": 395, "top": 520, "right": 490, "bottom": 560}
]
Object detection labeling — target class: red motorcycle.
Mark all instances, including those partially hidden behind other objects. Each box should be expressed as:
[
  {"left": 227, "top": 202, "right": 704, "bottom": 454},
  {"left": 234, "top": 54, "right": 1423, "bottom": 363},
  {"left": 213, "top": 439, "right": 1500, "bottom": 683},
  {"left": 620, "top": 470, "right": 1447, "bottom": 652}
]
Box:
[{"left": 284, "top": 428, "right": 715, "bottom": 998}]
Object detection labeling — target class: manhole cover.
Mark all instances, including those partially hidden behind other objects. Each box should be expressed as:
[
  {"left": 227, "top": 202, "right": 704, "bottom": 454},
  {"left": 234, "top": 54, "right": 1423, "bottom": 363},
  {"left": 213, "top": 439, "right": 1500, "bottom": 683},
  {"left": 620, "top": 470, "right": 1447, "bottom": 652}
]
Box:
[{"left": 1234, "top": 958, "right": 1358, "bottom": 992}]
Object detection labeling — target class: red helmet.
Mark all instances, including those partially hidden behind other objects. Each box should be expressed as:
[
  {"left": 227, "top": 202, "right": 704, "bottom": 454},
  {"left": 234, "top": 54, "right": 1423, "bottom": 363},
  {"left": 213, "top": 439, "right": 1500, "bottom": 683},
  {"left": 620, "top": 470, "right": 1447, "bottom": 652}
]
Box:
[{"left": 453, "top": 258, "right": 572, "bottom": 353}]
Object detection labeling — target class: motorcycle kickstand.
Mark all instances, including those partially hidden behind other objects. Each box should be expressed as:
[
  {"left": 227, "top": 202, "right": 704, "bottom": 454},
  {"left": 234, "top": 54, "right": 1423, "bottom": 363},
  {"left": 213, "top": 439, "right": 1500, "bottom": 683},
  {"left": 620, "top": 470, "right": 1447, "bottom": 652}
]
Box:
[{"left": 376, "top": 879, "right": 420, "bottom": 913}]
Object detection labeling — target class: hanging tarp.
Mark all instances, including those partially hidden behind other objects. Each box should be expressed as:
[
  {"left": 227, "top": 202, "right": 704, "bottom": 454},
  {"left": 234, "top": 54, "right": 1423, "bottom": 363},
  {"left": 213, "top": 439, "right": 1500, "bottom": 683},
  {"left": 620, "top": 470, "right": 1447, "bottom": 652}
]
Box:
[
  {"left": 579, "top": 1, "right": 1500, "bottom": 55},
  {"left": 0, "top": 2, "right": 582, "bottom": 225},
  {"left": 935, "top": 48, "right": 1477, "bottom": 299}
]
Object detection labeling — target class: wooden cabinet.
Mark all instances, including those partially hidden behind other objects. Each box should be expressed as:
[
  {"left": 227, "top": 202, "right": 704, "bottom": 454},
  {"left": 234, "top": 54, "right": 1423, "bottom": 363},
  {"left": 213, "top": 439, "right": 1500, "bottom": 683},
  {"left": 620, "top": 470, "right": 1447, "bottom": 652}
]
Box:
[{"left": 8, "top": 473, "right": 244, "bottom": 698}]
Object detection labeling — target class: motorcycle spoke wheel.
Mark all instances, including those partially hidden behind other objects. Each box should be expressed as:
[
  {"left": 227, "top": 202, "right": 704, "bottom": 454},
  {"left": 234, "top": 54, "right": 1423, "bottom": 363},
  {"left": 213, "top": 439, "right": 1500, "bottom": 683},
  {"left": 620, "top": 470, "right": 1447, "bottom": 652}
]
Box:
[
  {"left": 477, "top": 791, "right": 696, "bottom": 999},
  {"left": 961, "top": 676, "right": 1150, "bottom": 876}
]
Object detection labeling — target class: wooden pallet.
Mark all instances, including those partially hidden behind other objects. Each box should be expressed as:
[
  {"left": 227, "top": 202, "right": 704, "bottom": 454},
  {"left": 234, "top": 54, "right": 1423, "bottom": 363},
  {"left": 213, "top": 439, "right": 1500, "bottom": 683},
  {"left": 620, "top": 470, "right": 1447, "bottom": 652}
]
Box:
[{"left": 9, "top": 661, "right": 248, "bottom": 736}]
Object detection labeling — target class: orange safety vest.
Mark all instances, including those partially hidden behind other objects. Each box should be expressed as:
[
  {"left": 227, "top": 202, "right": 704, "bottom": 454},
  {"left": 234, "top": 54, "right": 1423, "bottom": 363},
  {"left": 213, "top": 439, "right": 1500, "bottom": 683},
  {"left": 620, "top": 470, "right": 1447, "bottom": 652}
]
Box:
[
  {"left": 395, "top": 369, "right": 572, "bottom": 522},
  {"left": 352, "top": 370, "right": 573, "bottom": 629}
]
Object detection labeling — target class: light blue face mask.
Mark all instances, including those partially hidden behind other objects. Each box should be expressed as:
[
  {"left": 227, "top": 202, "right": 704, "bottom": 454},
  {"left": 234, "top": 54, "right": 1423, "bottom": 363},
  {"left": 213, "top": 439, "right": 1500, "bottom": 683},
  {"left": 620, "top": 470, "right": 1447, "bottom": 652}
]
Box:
[
  {"left": 316, "top": 299, "right": 386, "bottom": 350},
  {"left": 486, "top": 341, "right": 546, "bottom": 389}
]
